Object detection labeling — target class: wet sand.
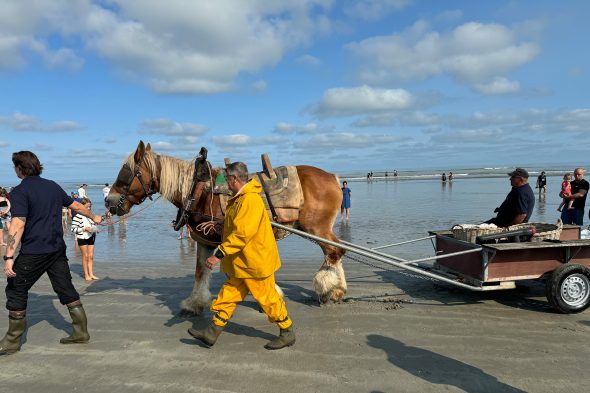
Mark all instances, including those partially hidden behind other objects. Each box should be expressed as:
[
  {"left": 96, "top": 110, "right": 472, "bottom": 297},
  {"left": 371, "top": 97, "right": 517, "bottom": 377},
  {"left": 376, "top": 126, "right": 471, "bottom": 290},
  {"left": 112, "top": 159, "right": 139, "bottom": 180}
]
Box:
[{"left": 1, "top": 255, "right": 589, "bottom": 393}]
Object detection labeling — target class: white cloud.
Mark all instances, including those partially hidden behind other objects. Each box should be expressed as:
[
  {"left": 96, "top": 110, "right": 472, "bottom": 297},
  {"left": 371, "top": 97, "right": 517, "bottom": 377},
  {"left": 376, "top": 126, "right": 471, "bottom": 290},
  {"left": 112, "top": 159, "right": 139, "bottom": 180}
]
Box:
[
  {"left": 430, "top": 128, "right": 507, "bottom": 144},
  {"left": 353, "top": 111, "right": 440, "bottom": 128},
  {"left": 0, "top": 0, "right": 86, "bottom": 72},
  {"left": 151, "top": 141, "right": 176, "bottom": 151},
  {"left": 435, "top": 9, "right": 463, "bottom": 23},
  {"left": 474, "top": 77, "right": 520, "bottom": 95},
  {"left": 293, "top": 132, "right": 407, "bottom": 151},
  {"left": 211, "top": 134, "right": 251, "bottom": 146},
  {"left": 82, "top": 0, "right": 333, "bottom": 94},
  {"left": 343, "top": 0, "right": 411, "bottom": 21},
  {"left": 252, "top": 80, "right": 267, "bottom": 92},
  {"left": 296, "top": 54, "right": 321, "bottom": 66},
  {"left": 49, "top": 120, "right": 84, "bottom": 132},
  {"left": 139, "top": 118, "right": 208, "bottom": 136},
  {"left": 0, "top": 141, "right": 9, "bottom": 148},
  {"left": 273, "top": 122, "right": 334, "bottom": 134},
  {"left": 0, "top": 0, "right": 334, "bottom": 93},
  {"left": 211, "top": 134, "right": 287, "bottom": 147},
  {"left": 312, "top": 85, "right": 415, "bottom": 117},
  {"left": 347, "top": 21, "right": 540, "bottom": 88},
  {"left": 0, "top": 112, "right": 81, "bottom": 133}
]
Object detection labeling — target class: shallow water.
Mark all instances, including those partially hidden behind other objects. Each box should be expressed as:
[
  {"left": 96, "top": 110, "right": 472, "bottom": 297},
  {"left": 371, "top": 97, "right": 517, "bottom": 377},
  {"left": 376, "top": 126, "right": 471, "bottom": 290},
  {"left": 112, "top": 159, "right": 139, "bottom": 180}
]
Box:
[{"left": 64, "top": 176, "right": 567, "bottom": 268}]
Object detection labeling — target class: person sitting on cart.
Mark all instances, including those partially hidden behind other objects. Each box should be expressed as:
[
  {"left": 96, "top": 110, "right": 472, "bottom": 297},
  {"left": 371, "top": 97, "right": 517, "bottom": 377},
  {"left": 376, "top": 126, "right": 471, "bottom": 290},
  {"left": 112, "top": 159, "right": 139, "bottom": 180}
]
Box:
[{"left": 485, "top": 168, "right": 535, "bottom": 227}]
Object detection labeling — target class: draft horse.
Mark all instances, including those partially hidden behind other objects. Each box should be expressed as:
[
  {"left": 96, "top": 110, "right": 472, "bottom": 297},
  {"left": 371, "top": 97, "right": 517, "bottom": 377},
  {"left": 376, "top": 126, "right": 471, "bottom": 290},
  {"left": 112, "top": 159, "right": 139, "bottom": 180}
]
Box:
[{"left": 106, "top": 141, "right": 346, "bottom": 314}]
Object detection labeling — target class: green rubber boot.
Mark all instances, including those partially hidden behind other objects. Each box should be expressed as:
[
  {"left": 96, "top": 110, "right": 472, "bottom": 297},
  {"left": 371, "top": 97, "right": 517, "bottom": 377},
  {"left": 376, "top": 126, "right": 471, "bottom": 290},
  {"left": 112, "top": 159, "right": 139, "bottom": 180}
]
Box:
[
  {"left": 264, "top": 326, "right": 296, "bottom": 350},
  {"left": 60, "top": 305, "right": 90, "bottom": 344},
  {"left": 0, "top": 313, "right": 26, "bottom": 355},
  {"left": 188, "top": 323, "right": 224, "bottom": 347}
]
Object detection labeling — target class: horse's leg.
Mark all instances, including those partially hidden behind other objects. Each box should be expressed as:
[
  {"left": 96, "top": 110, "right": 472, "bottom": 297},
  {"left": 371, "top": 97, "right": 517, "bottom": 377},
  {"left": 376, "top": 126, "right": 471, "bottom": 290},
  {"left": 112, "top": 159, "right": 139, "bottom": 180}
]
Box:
[
  {"left": 180, "top": 242, "right": 214, "bottom": 315},
  {"left": 301, "top": 219, "right": 346, "bottom": 302},
  {"left": 313, "top": 241, "right": 347, "bottom": 303},
  {"left": 296, "top": 166, "right": 347, "bottom": 303}
]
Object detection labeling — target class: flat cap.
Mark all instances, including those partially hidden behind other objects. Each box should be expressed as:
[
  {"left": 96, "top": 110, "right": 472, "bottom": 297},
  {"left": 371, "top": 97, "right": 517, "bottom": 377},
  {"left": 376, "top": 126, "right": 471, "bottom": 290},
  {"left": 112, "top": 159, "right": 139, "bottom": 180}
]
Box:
[{"left": 507, "top": 167, "right": 529, "bottom": 178}]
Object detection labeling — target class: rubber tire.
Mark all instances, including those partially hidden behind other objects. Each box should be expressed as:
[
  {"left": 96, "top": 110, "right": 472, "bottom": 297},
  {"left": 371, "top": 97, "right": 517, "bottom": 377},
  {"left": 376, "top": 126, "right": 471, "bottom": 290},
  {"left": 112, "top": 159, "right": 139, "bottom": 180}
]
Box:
[{"left": 545, "top": 264, "right": 590, "bottom": 314}]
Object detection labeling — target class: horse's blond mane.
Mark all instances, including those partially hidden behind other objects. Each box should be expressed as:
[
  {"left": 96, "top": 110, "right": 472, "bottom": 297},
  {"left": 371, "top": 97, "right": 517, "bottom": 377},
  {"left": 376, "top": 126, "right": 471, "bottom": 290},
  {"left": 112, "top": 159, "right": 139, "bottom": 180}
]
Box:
[{"left": 125, "top": 150, "right": 194, "bottom": 202}]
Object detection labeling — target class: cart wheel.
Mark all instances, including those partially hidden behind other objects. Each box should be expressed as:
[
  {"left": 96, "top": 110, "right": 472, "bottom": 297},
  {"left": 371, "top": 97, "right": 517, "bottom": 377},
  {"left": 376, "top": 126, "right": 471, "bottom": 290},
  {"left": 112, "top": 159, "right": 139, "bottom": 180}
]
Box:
[{"left": 545, "top": 264, "right": 590, "bottom": 314}]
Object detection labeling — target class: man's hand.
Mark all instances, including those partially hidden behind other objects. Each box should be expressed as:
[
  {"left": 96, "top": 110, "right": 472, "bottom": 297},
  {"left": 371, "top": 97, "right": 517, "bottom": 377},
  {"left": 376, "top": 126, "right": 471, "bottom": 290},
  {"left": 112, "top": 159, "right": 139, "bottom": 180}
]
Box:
[
  {"left": 4, "top": 260, "right": 16, "bottom": 278},
  {"left": 93, "top": 215, "right": 103, "bottom": 223},
  {"left": 206, "top": 255, "right": 220, "bottom": 270}
]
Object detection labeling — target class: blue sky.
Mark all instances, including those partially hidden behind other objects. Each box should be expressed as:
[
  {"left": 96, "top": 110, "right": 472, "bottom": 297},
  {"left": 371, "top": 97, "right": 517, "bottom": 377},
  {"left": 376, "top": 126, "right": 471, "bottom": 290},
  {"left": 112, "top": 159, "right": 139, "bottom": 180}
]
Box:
[{"left": 1, "top": 0, "right": 589, "bottom": 183}]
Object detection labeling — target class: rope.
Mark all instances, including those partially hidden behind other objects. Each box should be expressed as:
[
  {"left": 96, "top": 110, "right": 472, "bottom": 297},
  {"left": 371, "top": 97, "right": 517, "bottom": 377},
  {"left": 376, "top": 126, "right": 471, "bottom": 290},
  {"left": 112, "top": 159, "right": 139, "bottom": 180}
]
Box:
[
  {"left": 97, "top": 195, "right": 162, "bottom": 227},
  {"left": 195, "top": 221, "right": 217, "bottom": 235}
]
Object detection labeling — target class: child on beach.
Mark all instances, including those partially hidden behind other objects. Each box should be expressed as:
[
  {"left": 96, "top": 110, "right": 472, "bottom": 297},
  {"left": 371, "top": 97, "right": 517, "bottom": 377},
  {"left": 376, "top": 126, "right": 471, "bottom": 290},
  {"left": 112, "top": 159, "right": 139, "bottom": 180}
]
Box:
[
  {"left": 71, "top": 198, "right": 100, "bottom": 280},
  {"left": 557, "top": 173, "right": 574, "bottom": 212}
]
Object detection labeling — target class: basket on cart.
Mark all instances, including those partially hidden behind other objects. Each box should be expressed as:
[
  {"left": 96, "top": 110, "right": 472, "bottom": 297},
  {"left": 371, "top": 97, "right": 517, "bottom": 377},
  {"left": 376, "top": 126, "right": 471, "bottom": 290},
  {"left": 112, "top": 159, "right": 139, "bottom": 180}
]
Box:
[
  {"left": 508, "top": 220, "right": 563, "bottom": 242},
  {"left": 451, "top": 224, "right": 504, "bottom": 243}
]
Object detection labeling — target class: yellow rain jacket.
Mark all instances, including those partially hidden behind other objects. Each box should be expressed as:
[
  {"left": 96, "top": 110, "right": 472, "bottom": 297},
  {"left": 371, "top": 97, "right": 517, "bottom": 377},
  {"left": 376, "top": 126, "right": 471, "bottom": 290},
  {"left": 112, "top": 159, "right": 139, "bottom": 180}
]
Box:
[{"left": 218, "top": 179, "right": 281, "bottom": 278}]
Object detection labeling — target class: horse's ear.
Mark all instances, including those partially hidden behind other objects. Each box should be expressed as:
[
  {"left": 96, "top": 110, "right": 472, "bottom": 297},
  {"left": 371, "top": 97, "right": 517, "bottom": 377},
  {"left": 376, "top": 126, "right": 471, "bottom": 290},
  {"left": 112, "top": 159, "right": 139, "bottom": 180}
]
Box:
[
  {"left": 134, "top": 140, "right": 146, "bottom": 164},
  {"left": 197, "top": 146, "right": 208, "bottom": 162},
  {"left": 145, "top": 143, "right": 152, "bottom": 152}
]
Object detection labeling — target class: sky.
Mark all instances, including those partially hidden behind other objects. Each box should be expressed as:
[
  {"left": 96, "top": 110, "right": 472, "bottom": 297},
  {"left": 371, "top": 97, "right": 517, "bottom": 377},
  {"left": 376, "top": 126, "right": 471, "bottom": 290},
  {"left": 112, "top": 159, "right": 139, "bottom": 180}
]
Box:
[{"left": 1, "top": 0, "right": 589, "bottom": 184}]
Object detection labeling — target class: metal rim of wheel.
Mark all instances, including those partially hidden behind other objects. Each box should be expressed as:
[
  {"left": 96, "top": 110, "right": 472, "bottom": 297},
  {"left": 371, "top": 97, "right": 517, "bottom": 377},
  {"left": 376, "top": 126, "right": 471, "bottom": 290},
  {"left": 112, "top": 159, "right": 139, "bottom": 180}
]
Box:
[{"left": 560, "top": 273, "right": 590, "bottom": 307}]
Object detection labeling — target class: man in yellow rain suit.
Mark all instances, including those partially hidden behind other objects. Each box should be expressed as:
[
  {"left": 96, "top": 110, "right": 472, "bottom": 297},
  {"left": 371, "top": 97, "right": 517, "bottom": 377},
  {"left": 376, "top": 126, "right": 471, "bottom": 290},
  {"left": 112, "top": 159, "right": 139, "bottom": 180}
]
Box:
[{"left": 188, "top": 162, "right": 295, "bottom": 350}]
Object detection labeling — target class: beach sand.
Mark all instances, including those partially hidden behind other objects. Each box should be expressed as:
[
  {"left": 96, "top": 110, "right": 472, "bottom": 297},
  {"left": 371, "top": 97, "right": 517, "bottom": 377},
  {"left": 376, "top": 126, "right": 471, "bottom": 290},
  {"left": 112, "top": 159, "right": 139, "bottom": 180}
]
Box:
[{"left": 0, "top": 257, "right": 589, "bottom": 393}]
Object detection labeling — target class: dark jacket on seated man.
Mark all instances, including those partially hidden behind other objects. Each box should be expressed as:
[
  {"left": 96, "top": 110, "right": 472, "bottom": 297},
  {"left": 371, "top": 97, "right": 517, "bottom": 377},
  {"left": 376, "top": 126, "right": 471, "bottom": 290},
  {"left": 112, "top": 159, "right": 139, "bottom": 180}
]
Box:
[{"left": 486, "top": 168, "right": 535, "bottom": 227}]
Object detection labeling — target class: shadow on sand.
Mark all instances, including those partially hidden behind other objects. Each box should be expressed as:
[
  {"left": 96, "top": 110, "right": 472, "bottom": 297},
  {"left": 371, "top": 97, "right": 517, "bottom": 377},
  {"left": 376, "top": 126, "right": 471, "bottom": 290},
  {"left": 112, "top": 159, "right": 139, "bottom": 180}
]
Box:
[
  {"left": 371, "top": 267, "right": 555, "bottom": 313},
  {"left": 19, "top": 293, "right": 72, "bottom": 345},
  {"left": 367, "top": 334, "right": 526, "bottom": 392},
  {"left": 81, "top": 272, "right": 315, "bottom": 344}
]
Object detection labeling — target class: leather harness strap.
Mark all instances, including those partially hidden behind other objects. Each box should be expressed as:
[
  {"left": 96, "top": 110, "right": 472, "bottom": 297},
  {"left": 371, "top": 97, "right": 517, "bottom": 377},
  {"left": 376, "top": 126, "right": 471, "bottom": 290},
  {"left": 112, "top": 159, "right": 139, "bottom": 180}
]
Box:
[{"left": 257, "top": 172, "right": 279, "bottom": 222}]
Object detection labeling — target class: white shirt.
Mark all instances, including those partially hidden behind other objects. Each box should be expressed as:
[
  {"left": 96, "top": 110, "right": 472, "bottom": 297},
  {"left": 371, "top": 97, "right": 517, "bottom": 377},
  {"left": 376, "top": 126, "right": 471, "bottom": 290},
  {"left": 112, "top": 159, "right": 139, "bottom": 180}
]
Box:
[
  {"left": 102, "top": 186, "right": 111, "bottom": 199},
  {"left": 78, "top": 187, "right": 87, "bottom": 198},
  {"left": 71, "top": 214, "right": 97, "bottom": 239}
]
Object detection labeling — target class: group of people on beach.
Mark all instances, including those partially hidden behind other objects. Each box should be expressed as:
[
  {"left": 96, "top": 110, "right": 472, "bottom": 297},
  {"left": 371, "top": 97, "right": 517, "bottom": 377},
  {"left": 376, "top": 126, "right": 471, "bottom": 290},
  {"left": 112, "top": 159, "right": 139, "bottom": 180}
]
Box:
[
  {"left": 486, "top": 167, "right": 589, "bottom": 228},
  {"left": 0, "top": 151, "right": 104, "bottom": 354},
  {"left": 533, "top": 169, "right": 589, "bottom": 225},
  {"left": 441, "top": 172, "right": 454, "bottom": 182},
  {"left": 2, "top": 147, "right": 589, "bottom": 356},
  {"left": 366, "top": 170, "right": 399, "bottom": 182},
  {"left": 1, "top": 150, "right": 295, "bottom": 355}
]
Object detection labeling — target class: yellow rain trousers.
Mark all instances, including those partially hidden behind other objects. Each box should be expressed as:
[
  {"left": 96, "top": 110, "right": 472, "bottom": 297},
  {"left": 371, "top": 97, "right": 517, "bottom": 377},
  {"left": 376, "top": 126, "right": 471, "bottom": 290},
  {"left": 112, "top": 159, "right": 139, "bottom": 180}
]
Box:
[
  {"left": 211, "top": 179, "right": 292, "bottom": 329},
  {"left": 211, "top": 275, "right": 292, "bottom": 329}
]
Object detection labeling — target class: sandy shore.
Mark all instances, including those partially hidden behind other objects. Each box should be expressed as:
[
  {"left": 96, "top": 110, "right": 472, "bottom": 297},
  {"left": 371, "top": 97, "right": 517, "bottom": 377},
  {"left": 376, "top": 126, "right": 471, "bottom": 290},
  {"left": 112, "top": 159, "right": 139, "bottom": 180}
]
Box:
[{"left": 0, "top": 255, "right": 589, "bottom": 393}]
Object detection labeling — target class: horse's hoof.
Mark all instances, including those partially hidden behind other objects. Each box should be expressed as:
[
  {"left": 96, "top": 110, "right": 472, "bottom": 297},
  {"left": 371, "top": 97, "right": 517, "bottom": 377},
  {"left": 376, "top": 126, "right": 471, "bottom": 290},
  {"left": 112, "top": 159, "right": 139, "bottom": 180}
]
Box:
[
  {"left": 318, "top": 294, "right": 331, "bottom": 304},
  {"left": 179, "top": 304, "right": 205, "bottom": 317},
  {"left": 178, "top": 309, "right": 196, "bottom": 317},
  {"left": 330, "top": 288, "right": 346, "bottom": 302}
]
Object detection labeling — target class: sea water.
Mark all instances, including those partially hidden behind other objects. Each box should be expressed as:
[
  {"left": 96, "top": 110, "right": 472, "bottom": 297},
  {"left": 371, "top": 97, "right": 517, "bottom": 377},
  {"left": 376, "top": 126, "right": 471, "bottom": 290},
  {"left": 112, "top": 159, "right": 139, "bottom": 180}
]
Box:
[{"left": 57, "top": 174, "right": 568, "bottom": 267}]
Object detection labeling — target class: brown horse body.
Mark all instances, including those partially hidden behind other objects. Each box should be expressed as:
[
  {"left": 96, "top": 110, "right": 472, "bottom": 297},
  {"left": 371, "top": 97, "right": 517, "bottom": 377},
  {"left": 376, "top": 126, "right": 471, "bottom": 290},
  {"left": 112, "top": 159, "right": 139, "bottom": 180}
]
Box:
[{"left": 106, "top": 141, "right": 347, "bottom": 314}]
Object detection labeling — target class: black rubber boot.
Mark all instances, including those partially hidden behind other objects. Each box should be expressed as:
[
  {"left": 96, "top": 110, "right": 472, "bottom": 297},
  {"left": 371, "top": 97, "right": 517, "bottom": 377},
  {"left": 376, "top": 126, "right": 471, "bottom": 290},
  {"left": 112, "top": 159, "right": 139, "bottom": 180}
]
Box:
[
  {"left": 60, "top": 305, "right": 90, "bottom": 344},
  {"left": 188, "top": 323, "right": 224, "bottom": 347},
  {"left": 264, "top": 326, "right": 296, "bottom": 350},
  {"left": 0, "top": 312, "right": 26, "bottom": 355}
]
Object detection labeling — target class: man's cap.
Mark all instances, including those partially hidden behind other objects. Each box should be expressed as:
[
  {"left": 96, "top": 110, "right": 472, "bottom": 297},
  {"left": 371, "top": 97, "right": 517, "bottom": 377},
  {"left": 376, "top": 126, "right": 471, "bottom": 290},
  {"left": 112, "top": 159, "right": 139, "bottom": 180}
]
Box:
[{"left": 507, "top": 168, "right": 529, "bottom": 178}]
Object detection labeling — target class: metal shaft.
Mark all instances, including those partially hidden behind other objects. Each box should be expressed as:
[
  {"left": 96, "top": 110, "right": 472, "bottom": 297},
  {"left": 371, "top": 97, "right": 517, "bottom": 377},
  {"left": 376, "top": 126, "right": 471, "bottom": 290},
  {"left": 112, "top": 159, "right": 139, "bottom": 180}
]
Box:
[{"left": 271, "top": 222, "right": 484, "bottom": 291}]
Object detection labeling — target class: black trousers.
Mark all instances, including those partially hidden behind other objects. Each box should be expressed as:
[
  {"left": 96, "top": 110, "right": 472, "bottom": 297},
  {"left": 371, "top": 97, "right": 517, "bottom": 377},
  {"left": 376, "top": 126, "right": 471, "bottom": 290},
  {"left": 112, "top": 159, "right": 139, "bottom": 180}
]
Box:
[{"left": 5, "top": 249, "right": 80, "bottom": 311}]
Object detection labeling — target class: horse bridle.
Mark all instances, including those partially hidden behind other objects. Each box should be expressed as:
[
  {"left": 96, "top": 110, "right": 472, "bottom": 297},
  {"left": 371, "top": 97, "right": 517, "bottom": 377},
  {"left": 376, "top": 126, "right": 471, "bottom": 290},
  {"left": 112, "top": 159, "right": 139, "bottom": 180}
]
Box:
[{"left": 114, "top": 158, "right": 158, "bottom": 213}]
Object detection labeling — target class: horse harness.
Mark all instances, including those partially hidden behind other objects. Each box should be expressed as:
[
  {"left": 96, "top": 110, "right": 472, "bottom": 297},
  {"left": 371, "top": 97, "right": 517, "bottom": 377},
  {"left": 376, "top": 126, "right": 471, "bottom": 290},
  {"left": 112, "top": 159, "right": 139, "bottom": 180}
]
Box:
[
  {"left": 173, "top": 148, "right": 224, "bottom": 236},
  {"left": 172, "top": 149, "right": 281, "bottom": 239},
  {"left": 114, "top": 156, "right": 159, "bottom": 213}
]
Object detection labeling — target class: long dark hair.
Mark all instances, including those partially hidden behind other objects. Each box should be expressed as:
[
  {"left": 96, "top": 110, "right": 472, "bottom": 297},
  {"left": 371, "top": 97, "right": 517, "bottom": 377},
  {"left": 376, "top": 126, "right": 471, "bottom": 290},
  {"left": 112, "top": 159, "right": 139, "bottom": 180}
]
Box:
[{"left": 12, "top": 151, "right": 43, "bottom": 177}]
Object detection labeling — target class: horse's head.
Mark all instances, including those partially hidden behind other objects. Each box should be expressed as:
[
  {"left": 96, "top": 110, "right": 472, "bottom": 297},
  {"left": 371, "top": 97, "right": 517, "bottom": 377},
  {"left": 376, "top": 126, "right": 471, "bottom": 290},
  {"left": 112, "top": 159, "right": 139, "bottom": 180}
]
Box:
[{"left": 107, "top": 140, "right": 159, "bottom": 216}]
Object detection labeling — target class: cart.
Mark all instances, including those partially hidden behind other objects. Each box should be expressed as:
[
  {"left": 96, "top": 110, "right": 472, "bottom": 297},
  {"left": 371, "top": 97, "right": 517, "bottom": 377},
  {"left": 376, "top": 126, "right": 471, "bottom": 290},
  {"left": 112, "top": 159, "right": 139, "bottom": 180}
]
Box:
[
  {"left": 272, "top": 222, "right": 590, "bottom": 314},
  {"left": 430, "top": 224, "right": 590, "bottom": 313}
]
